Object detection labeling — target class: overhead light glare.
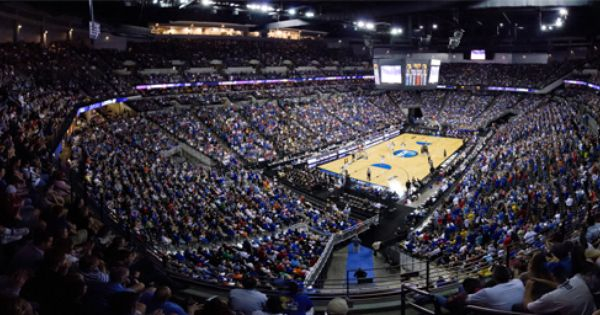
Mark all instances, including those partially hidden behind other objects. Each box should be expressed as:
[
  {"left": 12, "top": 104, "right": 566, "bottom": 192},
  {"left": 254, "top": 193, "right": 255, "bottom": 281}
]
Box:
[
  {"left": 559, "top": 8, "right": 568, "bottom": 16},
  {"left": 305, "top": 11, "right": 315, "bottom": 18},
  {"left": 432, "top": 23, "right": 438, "bottom": 29},
  {"left": 390, "top": 27, "right": 403, "bottom": 35},
  {"left": 555, "top": 18, "right": 563, "bottom": 27},
  {"left": 288, "top": 8, "right": 296, "bottom": 16}
]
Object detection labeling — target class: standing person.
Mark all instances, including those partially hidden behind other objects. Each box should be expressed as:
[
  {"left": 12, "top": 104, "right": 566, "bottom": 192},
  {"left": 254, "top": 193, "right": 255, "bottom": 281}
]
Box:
[
  {"left": 366, "top": 168, "right": 371, "bottom": 182},
  {"left": 353, "top": 268, "right": 367, "bottom": 281},
  {"left": 283, "top": 282, "right": 313, "bottom": 315},
  {"left": 229, "top": 277, "right": 268, "bottom": 315},
  {"left": 352, "top": 235, "right": 361, "bottom": 254}
]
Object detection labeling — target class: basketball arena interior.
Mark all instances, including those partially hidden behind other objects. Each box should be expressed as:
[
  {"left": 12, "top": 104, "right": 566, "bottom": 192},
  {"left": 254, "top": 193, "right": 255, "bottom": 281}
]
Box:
[{"left": 2, "top": 0, "right": 600, "bottom": 314}]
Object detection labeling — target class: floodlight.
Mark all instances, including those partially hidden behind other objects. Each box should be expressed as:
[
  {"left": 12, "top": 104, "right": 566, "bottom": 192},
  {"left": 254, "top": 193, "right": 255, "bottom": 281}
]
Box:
[{"left": 559, "top": 8, "right": 568, "bottom": 16}]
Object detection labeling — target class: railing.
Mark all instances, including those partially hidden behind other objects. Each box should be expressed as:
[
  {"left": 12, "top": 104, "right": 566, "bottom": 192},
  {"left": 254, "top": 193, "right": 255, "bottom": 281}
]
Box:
[
  {"left": 400, "top": 284, "right": 441, "bottom": 315},
  {"left": 312, "top": 249, "right": 494, "bottom": 295},
  {"left": 399, "top": 284, "right": 535, "bottom": 315},
  {"left": 303, "top": 214, "right": 379, "bottom": 288},
  {"left": 465, "top": 305, "right": 533, "bottom": 315}
]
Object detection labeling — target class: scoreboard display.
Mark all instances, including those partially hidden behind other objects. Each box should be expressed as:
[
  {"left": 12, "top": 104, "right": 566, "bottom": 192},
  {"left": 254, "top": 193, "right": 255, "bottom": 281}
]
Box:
[{"left": 373, "top": 58, "right": 440, "bottom": 90}]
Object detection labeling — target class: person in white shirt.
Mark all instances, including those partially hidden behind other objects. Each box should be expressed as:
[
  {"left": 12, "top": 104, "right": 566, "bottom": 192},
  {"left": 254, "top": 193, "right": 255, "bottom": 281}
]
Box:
[
  {"left": 527, "top": 274, "right": 596, "bottom": 315},
  {"left": 466, "top": 266, "right": 524, "bottom": 311}
]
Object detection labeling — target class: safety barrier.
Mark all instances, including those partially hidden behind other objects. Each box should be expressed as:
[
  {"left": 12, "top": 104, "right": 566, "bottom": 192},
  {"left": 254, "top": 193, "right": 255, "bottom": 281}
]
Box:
[{"left": 303, "top": 214, "right": 380, "bottom": 288}]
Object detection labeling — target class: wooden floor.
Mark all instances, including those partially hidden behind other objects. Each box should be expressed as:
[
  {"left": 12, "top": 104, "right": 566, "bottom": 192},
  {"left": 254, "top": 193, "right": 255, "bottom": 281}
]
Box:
[{"left": 319, "top": 133, "right": 463, "bottom": 194}]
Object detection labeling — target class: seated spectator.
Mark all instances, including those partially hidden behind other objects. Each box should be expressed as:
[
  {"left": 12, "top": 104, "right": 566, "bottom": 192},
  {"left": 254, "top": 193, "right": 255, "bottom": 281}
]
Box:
[
  {"left": 326, "top": 298, "right": 349, "bottom": 315},
  {"left": 106, "top": 267, "right": 144, "bottom": 294},
  {"left": 79, "top": 255, "right": 109, "bottom": 284},
  {"left": 466, "top": 265, "right": 524, "bottom": 311},
  {"left": 229, "top": 277, "right": 268, "bottom": 315},
  {"left": 435, "top": 277, "right": 482, "bottom": 313},
  {"left": 140, "top": 286, "right": 197, "bottom": 315},
  {"left": 516, "top": 252, "right": 556, "bottom": 311},
  {"left": 282, "top": 281, "right": 313, "bottom": 315},
  {"left": 198, "top": 297, "right": 233, "bottom": 315},
  {"left": 9, "top": 230, "right": 53, "bottom": 272},
  {"left": 253, "top": 296, "right": 285, "bottom": 315},
  {"left": 526, "top": 245, "right": 598, "bottom": 315}
]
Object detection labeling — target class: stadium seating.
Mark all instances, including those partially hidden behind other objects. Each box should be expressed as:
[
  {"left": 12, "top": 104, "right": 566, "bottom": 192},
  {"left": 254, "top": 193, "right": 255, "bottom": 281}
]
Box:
[{"left": 2, "top": 35, "right": 600, "bottom": 315}]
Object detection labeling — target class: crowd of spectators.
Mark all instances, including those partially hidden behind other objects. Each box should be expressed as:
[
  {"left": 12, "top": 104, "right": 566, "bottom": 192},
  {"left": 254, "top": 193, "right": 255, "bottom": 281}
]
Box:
[
  {"left": 70, "top": 109, "right": 359, "bottom": 283},
  {"left": 439, "top": 62, "right": 577, "bottom": 88},
  {"left": 5, "top": 38, "right": 600, "bottom": 315},
  {"left": 400, "top": 91, "right": 600, "bottom": 313}
]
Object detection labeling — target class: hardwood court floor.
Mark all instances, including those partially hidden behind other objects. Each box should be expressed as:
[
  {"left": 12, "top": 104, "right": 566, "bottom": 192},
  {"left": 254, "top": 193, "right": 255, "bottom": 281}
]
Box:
[{"left": 318, "top": 133, "right": 463, "bottom": 193}]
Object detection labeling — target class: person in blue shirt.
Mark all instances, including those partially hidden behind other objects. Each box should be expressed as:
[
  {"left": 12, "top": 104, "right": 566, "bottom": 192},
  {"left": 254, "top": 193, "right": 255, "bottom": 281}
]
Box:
[
  {"left": 284, "top": 281, "right": 313, "bottom": 315},
  {"left": 140, "top": 286, "right": 194, "bottom": 315}
]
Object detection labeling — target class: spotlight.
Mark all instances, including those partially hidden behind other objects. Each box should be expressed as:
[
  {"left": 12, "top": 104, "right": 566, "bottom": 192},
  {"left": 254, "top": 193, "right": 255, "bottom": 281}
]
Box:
[
  {"left": 357, "top": 21, "right": 365, "bottom": 28},
  {"left": 390, "top": 27, "right": 403, "bottom": 35},
  {"left": 305, "top": 11, "right": 314, "bottom": 18},
  {"left": 559, "top": 8, "right": 568, "bottom": 16},
  {"left": 499, "top": 22, "right": 504, "bottom": 27},
  {"left": 288, "top": 8, "right": 296, "bottom": 16},
  {"left": 541, "top": 24, "right": 547, "bottom": 31},
  {"left": 365, "top": 22, "right": 375, "bottom": 30},
  {"left": 200, "top": 0, "right": 213, "bottom": 6},
  {"left": 432, "top": 23, "right": 438, "bottom": 30},
  {"left": 419, "top": 25, "right": 424, "bottom": 29},
  {"left": 555, "top": 18, "right": 563, "bottom": 27}
]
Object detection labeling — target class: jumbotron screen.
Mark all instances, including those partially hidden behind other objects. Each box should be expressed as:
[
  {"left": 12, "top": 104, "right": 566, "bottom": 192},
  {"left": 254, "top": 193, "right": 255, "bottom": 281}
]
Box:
[{"left": 373, "top": 58, "right": 439, "bottom": 89}]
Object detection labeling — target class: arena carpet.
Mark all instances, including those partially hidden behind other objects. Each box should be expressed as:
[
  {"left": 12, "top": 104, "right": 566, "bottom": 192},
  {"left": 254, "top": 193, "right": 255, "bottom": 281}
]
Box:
[{"left": 318, "top": 133, "right": 463, "bottom": 196}]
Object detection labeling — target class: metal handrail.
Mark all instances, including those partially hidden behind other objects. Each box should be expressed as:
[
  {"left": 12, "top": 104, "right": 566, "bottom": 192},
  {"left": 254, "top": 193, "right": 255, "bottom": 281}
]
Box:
[
  {"left": 465, "top": 305, "right": 533, "bottom": 315},
  {"left": 303, "top": 214, "right": 379, "bottom": 288},
  {"left": 400, "top": 284, "right": 440, "bottom": 315}
]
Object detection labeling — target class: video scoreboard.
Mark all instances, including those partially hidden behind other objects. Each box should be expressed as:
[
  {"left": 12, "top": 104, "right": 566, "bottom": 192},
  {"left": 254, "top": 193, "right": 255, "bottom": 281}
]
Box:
[{"left": 373, "top": 58, "right": 441, "bottom": 90}]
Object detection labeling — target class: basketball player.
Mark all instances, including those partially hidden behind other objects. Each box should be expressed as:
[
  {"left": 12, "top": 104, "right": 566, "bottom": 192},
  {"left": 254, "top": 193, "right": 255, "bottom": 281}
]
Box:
[
  {"left": 367, "top": 168, "right": 371, "bottom": 182},
  {"left": 380, "top": 155, "right": 386, "bottom": 164}
]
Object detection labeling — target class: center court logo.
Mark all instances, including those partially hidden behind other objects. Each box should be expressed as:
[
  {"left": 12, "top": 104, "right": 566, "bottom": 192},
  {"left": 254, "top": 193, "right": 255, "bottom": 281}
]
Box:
[{"left": 393, "top": 150, "right": 418, "bottom": 158}]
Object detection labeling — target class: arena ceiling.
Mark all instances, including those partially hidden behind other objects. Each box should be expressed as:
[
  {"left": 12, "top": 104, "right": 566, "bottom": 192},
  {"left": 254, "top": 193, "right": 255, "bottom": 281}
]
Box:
[{"left": 22, "top": 1, "right": 600, "bottom": 51}]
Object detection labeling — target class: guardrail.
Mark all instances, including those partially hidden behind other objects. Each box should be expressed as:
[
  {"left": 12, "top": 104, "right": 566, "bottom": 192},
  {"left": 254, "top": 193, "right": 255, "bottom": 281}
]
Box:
[
  {"left": 400, "top": 284, "right": 440, "bottom": 315},
  {"left": 399, "top": 284, "right": 535, "bottom": 315},
  {"left": 303, "top": 214, "right": 380, "bottom": 288}
]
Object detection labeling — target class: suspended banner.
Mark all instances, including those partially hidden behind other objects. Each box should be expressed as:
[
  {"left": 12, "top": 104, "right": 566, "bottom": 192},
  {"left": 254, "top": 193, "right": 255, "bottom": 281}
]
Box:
[
  {"left": 89, "top": 21, "right": 100, "bottom": 40},
  {"left": 135, "top": 75, "right": 375, "bottom": 91}
]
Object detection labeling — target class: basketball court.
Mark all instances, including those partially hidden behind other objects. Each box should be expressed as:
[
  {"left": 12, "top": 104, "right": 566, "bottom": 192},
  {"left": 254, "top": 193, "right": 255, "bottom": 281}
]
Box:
[{"left": 318, "top": 133, "right": 463, "bottom": 196}]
